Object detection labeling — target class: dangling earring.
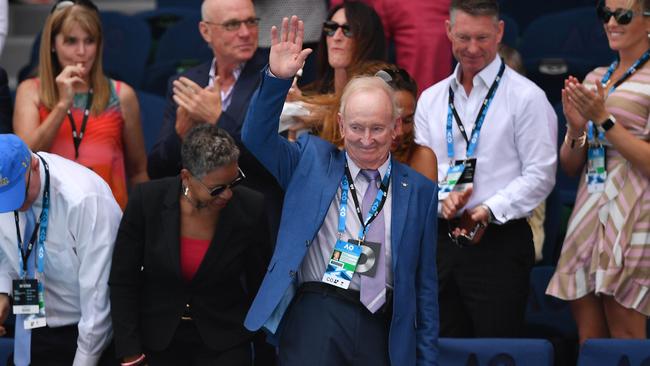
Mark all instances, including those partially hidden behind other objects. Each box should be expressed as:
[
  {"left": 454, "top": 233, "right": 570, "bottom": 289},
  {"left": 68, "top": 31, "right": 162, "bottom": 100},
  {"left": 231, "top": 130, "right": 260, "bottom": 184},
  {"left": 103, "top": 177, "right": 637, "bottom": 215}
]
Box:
[{"left": 183, "top": 185, "right": 189, "bottom": 197}]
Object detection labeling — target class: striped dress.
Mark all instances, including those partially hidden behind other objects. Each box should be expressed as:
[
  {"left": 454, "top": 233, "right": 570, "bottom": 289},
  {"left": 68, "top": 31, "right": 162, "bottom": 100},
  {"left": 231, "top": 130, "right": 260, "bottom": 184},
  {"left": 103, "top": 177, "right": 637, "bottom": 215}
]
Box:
[{"left": 546, "top": 65, "right": 650, "bottom": 316}]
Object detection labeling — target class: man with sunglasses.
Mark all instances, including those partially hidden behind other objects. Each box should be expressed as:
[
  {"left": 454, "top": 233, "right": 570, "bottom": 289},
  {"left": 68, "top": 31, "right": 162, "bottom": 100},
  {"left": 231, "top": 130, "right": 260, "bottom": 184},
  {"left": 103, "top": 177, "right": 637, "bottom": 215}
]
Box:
[
  {"left": 147, "top": 0, "right": 284, "bottom": 245},
  {"left": 0, "top": 134, "right": 121, "bottom": 365},
  {"left": 414, "top": 0, "right": 557, "bottom": 338},
  {"left": 243, "top": 16, "right": 439, "bottom": 366}
]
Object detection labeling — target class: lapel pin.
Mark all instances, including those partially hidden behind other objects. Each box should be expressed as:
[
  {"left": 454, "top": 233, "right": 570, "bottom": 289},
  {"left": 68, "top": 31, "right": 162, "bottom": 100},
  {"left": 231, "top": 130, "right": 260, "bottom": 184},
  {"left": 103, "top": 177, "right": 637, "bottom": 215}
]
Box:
[{"left": 401, "top": 181, "right": 408, "bottom": 187}]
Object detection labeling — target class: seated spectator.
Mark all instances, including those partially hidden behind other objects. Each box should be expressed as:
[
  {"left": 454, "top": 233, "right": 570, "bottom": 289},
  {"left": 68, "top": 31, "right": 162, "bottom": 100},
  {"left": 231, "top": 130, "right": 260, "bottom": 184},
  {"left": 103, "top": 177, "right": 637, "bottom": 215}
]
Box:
[
  {"left": 110, "top": 124, "right": 270, "bottom": 366},
  {"left": 12, "top": 0, "right": 148, "bottom": 210},
  {"left": 147, "top": 0, "right": 283, "bottom": 241},
  {"left": 301, "top": 1, "right": 386, "bottom": 95}
]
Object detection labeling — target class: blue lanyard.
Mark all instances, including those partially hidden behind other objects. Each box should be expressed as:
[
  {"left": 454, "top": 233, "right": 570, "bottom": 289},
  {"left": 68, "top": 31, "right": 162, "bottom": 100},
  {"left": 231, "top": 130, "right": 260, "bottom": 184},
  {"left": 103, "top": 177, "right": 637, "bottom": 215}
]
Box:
[
  {"left": 446, "top": 58, "right": 506, "bottom": 159},
  {"left": 588, "top": 49, "right": 650, "bottom": 144},
  {"left": 338, "top": 161, "right": 392, "bottom": 241},
  {"left": 13, "top": 154, "right": 50, "bottom": 277}
]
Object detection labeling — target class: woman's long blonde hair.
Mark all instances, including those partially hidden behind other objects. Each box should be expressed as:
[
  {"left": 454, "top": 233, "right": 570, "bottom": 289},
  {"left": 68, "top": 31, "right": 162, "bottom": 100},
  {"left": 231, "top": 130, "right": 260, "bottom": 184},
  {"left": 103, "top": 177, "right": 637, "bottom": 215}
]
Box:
[{"left": 38, "top": 4, "right": 109, "bottom": 115}]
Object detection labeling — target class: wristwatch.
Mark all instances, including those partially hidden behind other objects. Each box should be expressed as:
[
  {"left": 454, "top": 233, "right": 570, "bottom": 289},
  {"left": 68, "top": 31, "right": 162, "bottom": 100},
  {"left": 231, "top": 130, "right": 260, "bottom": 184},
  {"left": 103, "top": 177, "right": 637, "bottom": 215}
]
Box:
[{"left": 597, "top": 115, "right": 616, "bottom": 134}]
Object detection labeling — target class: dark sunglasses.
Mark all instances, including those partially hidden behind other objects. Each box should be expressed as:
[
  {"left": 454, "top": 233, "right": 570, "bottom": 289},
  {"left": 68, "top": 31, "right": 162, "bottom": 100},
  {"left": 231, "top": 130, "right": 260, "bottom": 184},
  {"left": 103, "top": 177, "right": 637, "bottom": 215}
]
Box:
[
  {"left": 596, "top": 3, "right": 650, "bottom": 25},
  {"left": 50, "top": 0, "right": 99, "bottom": 14},
  {"left": 193, "top": 168, "right": 246, "bottom": 197},
  {"left": 323, "top": 21, "right": 354, "bottom": 37}
]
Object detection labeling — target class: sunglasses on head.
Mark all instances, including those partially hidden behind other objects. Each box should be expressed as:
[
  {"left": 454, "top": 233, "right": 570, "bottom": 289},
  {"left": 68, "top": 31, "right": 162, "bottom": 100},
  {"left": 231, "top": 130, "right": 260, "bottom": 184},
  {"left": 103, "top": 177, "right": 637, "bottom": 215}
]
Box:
[
  {"left": 596, "top": 2, "right": 650, "bottom": 25},
  {"left": 193, "top": 168, "right": 246, "bottom": 197},
  {"left": 323, "top": 20, "right": 354, "bottom": 37},
  {"left": 50, "top": 0, "right": 99, "bottom": 14}
]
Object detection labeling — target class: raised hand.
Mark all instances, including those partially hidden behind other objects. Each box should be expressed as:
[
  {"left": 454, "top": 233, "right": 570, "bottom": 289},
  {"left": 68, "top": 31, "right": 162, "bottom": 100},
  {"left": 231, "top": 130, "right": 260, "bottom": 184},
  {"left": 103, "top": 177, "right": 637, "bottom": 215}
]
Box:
[
  {"left": 269, "top": 16, "right": 313, "bottom": 79},
  {"left": 173, "top": 76, "right": 222, "bottom": 123}
]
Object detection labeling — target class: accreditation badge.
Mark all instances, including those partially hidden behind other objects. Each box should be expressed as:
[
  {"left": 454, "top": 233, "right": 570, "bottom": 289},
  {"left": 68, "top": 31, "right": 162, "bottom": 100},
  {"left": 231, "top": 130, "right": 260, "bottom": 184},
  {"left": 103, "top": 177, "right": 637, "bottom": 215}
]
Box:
[
  {"left": 322, "top": 240, "right": 361, "bottom": 289},
  {"left": 586, "top": 146, "right": 606, "bottom": 193},
  {"left": 438, "top": 163, "right": 466, "bottom": 200},
  {"left": 12, "top": 279, "right": 39, "bottom": 315}
]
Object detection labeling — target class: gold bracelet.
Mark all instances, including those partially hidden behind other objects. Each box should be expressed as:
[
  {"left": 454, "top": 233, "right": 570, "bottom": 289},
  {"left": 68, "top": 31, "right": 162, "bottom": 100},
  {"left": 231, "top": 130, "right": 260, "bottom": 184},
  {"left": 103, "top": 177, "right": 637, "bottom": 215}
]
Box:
[{"left": 564, "top": 129, "right": 586, "bottom": 149}]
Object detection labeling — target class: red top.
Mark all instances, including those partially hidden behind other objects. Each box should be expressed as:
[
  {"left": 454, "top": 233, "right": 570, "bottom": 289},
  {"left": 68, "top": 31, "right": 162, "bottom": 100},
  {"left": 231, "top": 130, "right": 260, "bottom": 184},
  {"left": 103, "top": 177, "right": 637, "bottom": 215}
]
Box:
[{"left": 180, "top": 237, "right": 211, "bottom": 282}]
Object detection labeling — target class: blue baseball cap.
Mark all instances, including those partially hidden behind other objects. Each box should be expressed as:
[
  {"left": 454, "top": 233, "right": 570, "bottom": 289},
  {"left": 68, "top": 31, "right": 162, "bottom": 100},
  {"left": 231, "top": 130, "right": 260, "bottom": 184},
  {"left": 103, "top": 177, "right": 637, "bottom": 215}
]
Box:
[{"left": 0, "top": 134, "right": 32, "bottom": 213}]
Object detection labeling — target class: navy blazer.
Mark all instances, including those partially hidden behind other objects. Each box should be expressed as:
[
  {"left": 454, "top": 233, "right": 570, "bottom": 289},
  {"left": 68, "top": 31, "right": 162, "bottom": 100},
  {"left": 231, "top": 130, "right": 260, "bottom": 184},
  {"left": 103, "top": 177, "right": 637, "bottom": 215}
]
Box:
[{"left": 242, "top": 72, "right": 440, "bottom": 365}]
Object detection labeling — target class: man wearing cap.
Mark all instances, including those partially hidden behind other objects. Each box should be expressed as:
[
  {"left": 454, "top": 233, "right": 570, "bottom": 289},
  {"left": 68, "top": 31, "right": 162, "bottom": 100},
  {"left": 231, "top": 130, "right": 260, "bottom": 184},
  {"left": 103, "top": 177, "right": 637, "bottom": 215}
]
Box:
[{"left": 0, "top": 134, "right": 121, "bottom": 365}]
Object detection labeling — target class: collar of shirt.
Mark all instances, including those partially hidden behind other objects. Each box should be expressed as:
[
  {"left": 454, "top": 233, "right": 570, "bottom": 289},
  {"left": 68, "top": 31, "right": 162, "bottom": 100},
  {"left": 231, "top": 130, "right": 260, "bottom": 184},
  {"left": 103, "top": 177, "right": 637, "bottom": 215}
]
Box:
[
  {"left": 209, "top": 57, "right": 245, "bottom": 111},
  {"left": 451, "top": 55, "right": 501, "bottom": 96},
  {"left": 345, "top": 152, "right": 391, "bottom": 186}
]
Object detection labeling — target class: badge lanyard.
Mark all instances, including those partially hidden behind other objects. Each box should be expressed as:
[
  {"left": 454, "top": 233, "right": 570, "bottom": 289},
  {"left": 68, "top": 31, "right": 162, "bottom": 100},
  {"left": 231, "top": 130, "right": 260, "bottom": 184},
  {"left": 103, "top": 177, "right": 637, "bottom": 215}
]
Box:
[
  {"left": 339, "top": 161, "right": 391, "bottom": 242},
  {"left": 13, "top": 154, "right": 50, "bottom": 278},
  {"left": 68, "top": 89, "right": 94, "bottom": 159},
  {"left": 588, "top": 49, "right": 650, "bottom": 145},
  {"left": 446, "top": 59, "right": 506, "bottom": 161}
]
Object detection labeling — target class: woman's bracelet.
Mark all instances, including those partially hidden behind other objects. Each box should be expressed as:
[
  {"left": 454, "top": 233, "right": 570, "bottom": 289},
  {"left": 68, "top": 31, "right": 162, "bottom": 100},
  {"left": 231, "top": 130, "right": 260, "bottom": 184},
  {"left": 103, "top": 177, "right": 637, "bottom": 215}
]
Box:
[
  {"left": 121, "top": 354, "right": 146, "bottom": 366},
  {"left": 564, "top": 128, "right": 586, "bottom": 149}
]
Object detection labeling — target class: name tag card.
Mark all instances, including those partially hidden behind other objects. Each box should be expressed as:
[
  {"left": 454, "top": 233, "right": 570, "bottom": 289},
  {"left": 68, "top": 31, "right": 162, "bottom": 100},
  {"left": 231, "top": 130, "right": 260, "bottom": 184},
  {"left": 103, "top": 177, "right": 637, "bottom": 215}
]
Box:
[
  {"left": 322, "top": 240, "right": 361, "bottom": 289},
  {"left": 12, "top": 279, "right": 39, "bottom": 315},
  {"left": 587, "top": 146, "right": 606, "bottom": 193}
]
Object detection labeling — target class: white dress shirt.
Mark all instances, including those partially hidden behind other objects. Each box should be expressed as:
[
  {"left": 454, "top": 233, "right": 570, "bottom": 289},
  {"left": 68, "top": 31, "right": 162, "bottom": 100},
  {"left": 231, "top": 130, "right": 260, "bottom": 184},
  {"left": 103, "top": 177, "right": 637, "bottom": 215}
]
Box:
[
  {"left": 208, "top": 57, "right": 244, "bottom": 112},
  {"left": 298, "top": 154, "right": 393, "bottom": 290},
  {"left": 415, "top": 56, "right": 557, "bottom": 223},
  {"left": 0, "top": 153, "right": 122, "bottom": 366}
]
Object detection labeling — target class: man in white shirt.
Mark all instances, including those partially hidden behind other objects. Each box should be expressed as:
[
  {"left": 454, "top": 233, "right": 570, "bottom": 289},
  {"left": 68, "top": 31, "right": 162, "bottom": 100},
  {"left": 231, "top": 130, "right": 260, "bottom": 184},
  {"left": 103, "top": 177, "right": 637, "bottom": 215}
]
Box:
[
  {"left": 0, "top": 134, "right": 121, "bottom": 365},
  {"left": 414, "top": 0, "right": 557, "bottom": 337}
]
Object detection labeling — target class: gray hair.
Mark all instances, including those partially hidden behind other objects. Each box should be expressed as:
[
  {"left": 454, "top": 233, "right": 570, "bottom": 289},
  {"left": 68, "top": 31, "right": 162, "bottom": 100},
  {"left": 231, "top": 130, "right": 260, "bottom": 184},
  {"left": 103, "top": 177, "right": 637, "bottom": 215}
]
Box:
[
  {"left": 449, "top": 0, "right": 500, "bottom": 26},
  {"left": 181, "top": 124, "right": 240, "bottom": 178},
  {"left": 339, "top": 76, "right": 400, "bottom": 121}
]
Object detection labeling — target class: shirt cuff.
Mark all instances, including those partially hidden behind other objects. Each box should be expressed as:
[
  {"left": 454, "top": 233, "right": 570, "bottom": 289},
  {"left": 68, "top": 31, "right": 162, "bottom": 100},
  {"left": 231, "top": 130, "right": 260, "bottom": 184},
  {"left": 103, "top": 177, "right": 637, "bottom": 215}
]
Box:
[
  {"left": 73, "top": 348, "right": 101, "bottom": 366},
  {"left": 483, "top": 195, "right": 511, "bottom": 224},
  {"left": 265, "top": 66, "right": 293, "bottom": 80}
]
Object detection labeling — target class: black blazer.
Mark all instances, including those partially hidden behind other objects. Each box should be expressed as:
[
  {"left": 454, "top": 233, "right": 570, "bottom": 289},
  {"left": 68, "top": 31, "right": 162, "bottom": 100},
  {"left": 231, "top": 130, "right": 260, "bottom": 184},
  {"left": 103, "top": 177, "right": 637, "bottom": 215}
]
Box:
[
  {"left": 0, "top": 67, "right": 13, "bottom": 134},
  {"left": 109, "top": 177, "right": 271, "bottom": 358}
]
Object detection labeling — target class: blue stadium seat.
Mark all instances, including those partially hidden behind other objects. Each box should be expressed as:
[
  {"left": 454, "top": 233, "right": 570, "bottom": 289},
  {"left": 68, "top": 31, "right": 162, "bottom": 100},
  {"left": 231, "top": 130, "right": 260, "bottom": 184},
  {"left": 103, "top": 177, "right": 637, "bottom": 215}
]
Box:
[
  {"left": 439, "top": 338, "right": 554, "bottom": 366},
  {"left": 519, "top": 7, "right": 615, "bottom": 104},
  {"left": 135, "top": 7, "right": 200, "bottom": 49},
  {"left": 525, "top": 266, "right": 577, "bottom": 339},
  {"left": 500, "top": 13, "right": 519, "bottom": 48},
  {"left": 498, "top": 0, "right": 599, "bottom": 31},
  {"left": 142, "top": 15, "right": 212, "bottom": 95},
  {"left": 100, "top": 12, "right": 152, "bottom": 89},
  {"left": 18, "top": 12, "right": 152, "bottom": 90},
  {"left": 157, "top": 0, "right": 202, "bottom": 8},
  {"left": 136, "top": 90, "right": 166, "bottom": 154},
  {"left": 0, "top": 337, "right": 13, "bottom": 366},
  {"left": 577, "top": 339, "right": 650, "bottom": 366}
]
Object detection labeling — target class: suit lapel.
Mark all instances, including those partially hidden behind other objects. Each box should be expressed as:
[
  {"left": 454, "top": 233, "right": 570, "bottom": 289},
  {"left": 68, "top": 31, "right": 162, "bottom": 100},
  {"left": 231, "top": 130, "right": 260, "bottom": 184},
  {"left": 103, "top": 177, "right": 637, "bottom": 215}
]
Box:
[
  {"left": 390, "top": 160, "right": 410, "bottom": 271},
  {"left": 315, "top": 150, "right": 346, "bottom": 228},
  {"left": 161, "top": 178, "right": 183, "bottom": 280}
]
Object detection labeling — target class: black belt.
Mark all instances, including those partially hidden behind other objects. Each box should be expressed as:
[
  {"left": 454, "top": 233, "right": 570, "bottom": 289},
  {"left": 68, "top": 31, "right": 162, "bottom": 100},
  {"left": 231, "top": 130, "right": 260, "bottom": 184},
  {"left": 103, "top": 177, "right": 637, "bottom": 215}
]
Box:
[{"left": 299, "top": 281, "right": 393, "bottom": 317}]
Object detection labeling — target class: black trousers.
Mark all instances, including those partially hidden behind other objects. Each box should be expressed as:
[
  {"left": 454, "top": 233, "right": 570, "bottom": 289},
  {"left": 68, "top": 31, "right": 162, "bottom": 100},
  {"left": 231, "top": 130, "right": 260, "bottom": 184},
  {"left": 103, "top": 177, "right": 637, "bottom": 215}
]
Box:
[
  {"left": 7, "top": 324, "right": 117, "bottom": 366},
  {"left": 437, "top": 218, "right": 535, "bottom": 338},
  {"left": 146, "top": 320, "right": 252, "bottom": 366},
  {"left": 278, "top": 283, "right": 391, "bottom": 366}
]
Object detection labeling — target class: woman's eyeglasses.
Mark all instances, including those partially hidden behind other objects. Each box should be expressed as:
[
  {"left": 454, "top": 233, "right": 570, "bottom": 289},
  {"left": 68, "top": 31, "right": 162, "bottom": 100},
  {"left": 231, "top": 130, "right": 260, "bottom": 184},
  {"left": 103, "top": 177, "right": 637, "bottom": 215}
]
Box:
[
  {"left": 322, "top": 21, "right": 354, "bottom": 38},
  {"left": 50, "top": 0, "right": 99, "bottom": 14},
  {"left": 193, "top": 168, "right": 246, "bottom": 197},
  {"left": 596, "top": 3, "right": 650, "bottom": 25}
]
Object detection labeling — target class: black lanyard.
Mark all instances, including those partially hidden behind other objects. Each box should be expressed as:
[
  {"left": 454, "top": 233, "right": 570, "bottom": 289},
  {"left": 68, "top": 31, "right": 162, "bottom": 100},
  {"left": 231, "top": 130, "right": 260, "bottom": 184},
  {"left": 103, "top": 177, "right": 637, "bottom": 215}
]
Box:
[
  {"left": 68, "top": 89, "right": 93, "bottom": 159},
  {"left": 448, "top": 59, "right": 506, "bottom": 146},
  {"left": 343, "top": 163, "right": 390, "bottom": 236},
  {"left": 13, "top": 154, "right": 50, "bottom": 276}
]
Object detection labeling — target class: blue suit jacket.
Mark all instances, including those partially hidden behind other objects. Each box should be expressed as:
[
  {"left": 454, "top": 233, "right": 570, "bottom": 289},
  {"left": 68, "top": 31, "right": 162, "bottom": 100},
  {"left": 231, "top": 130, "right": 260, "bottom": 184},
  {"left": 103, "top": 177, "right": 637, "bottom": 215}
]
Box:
[{"left": 242, "top": 72, "right": 439, "bottom": 366}]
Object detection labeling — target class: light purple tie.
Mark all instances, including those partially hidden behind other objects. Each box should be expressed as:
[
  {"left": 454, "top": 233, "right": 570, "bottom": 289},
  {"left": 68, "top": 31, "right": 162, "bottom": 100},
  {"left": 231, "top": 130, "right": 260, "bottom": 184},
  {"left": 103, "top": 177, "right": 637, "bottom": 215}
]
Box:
[{"left": 359, "top": 169, "right": 386, "bottom": 313}]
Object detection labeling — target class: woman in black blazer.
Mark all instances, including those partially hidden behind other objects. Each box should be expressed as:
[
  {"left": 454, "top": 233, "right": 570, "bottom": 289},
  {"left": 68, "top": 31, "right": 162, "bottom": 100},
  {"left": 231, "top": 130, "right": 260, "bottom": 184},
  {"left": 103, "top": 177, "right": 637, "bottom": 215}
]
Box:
[{"left": 109, "top": 124, "right": 270, "bottom": 366}]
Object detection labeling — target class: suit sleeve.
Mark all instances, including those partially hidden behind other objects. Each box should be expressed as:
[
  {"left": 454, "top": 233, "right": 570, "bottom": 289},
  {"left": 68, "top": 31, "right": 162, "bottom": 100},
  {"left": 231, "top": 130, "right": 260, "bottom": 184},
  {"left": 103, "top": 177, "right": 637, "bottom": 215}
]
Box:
[
  {"left": 241, "top": 70, "right": 303, "bottom": 189},
  {"left": 108, "top": 183, "right": 147, "bottom": 359},
  {"left": 416, "top": 185, "right": 439, "bottom": 366},
  {"left": 147, "top": 75, "right": 183, "bottom": 179}
]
